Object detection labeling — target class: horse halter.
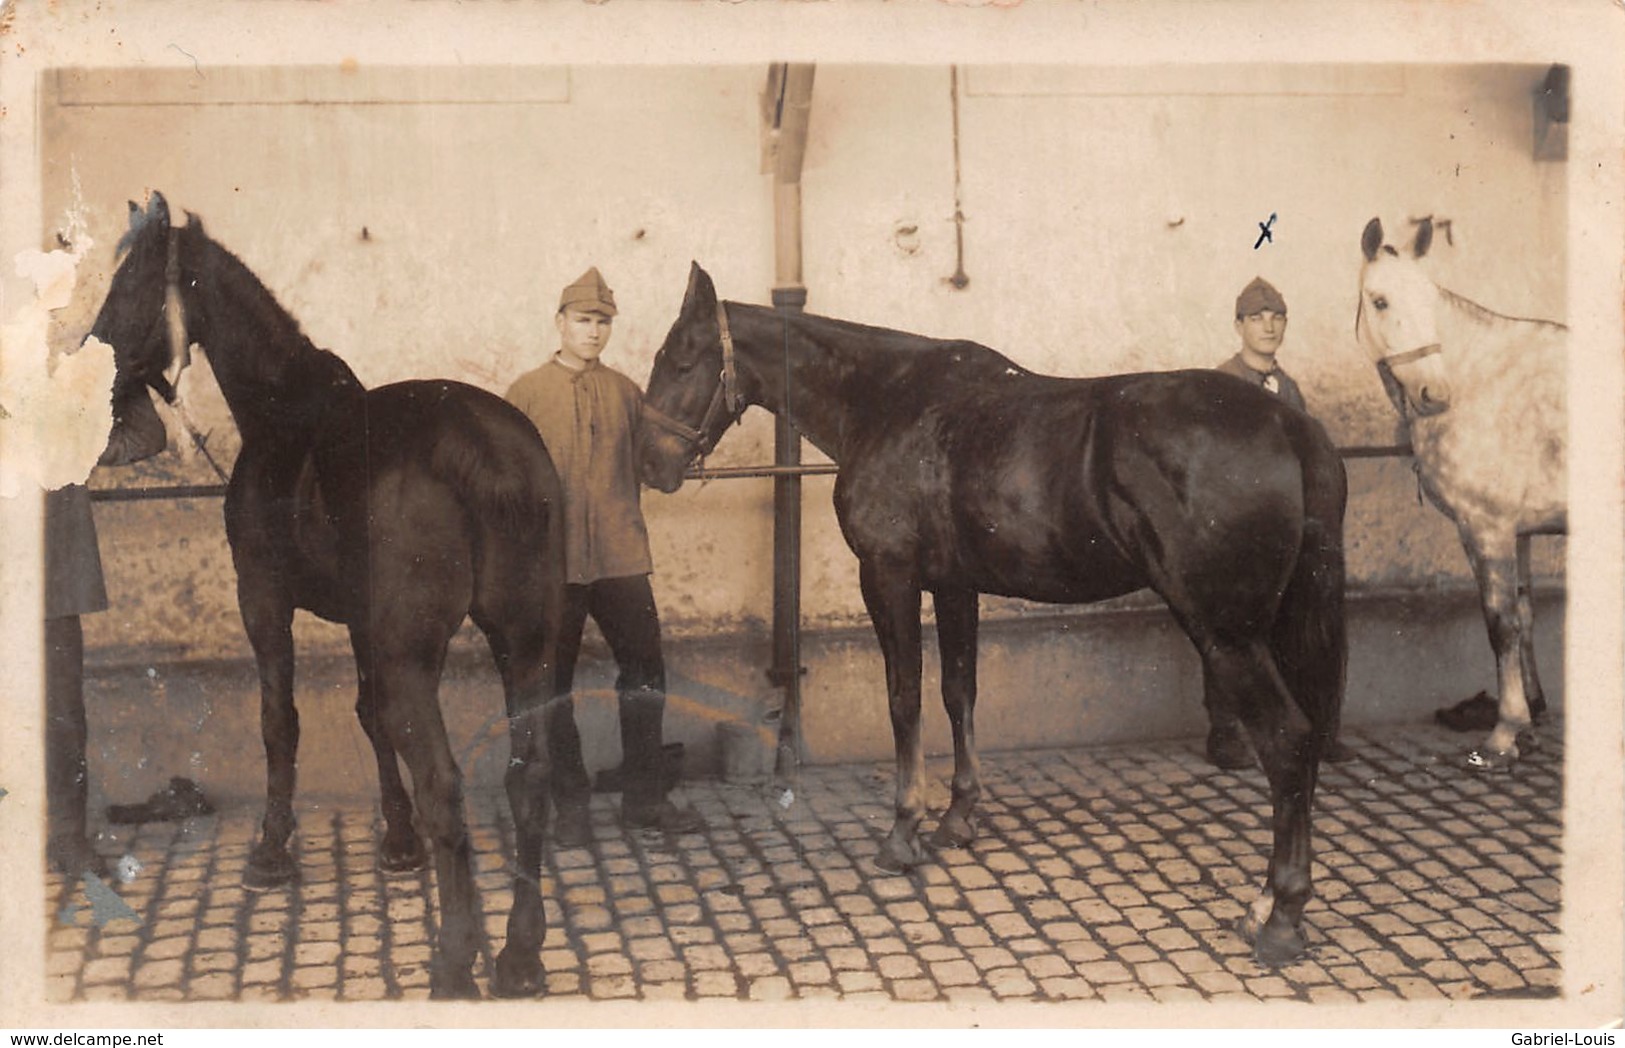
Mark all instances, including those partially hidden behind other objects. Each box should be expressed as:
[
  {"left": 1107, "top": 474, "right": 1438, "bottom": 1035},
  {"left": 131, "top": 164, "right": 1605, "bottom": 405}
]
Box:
[
  {"left": 1381, "top": 342, "right": 1444, "bottom": 370},
  {"left": 642, "top": 300, "right": 744, "bottom": 464},
  {"left": 148, "top": 226, "right": 230, "bottom": 484}
]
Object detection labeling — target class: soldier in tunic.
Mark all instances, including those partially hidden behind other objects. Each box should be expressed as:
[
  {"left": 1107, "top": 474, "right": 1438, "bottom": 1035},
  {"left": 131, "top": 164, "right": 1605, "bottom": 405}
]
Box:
[{"left": 505, "top": 268, "right": 704, "bottom": 845}]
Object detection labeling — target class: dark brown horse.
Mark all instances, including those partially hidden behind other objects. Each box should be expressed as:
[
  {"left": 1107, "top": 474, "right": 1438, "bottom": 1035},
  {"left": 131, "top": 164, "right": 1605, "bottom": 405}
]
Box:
[
  {"left": 91, "top": 193, "right": 565, "bottom": 998},
  {"left": 640, "top": 264, "right": 1348, "bottom": 964}
]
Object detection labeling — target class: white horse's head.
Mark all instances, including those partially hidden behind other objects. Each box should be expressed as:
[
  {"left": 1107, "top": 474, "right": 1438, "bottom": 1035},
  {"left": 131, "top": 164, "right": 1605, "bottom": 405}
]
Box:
[{"left": 1357, "top": 217, "right": 1451, "bottom": 416}]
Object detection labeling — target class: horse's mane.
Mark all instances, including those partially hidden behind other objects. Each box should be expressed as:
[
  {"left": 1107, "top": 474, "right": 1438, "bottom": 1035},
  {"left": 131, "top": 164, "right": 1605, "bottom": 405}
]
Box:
[
  {"left": 752, "top": 302, "right": 1033, "bottom": 375},
  {"left": 187, "top": 221, "right": 340, "bottom": 371},
  {"left": 1438, "top": 285, "right": 1568, "bottom": 333}
]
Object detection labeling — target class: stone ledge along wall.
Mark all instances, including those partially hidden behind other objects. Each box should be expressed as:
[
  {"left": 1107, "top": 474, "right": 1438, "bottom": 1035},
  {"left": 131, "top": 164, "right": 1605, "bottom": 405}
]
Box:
[{"left": 44, "top": 63, "right": 1566, "bottom": 774}]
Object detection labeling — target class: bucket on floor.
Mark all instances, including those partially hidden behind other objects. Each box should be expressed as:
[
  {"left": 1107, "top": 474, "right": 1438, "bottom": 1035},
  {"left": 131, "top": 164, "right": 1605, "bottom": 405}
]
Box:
[{"left": 718, "top": 720, "right": 776, "bottom": 784}]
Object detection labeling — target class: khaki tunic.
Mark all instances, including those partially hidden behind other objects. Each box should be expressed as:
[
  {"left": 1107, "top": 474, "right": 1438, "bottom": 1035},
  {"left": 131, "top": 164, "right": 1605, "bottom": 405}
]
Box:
[
  {"left": 505, "top": 357, "right": 654, "bottom": 585},
  {"left": 1216, "top": 352, "right": 1309, "bottom": 414}
]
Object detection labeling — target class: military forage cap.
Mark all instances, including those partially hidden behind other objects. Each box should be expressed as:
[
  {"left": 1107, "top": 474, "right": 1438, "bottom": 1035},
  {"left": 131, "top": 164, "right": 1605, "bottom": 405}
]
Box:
[
  {"left": 1235, "top": 276, "right": 1287, "bottom": 318},
  {"left": 559, "top": 267, "right": 617, "bottom": 317}
]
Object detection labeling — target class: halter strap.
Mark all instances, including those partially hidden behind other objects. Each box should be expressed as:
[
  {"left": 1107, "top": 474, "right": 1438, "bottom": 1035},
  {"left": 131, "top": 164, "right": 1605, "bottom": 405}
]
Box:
[
  {"left": 642, "top": 401, "right": 704, "bottom": 445},
  {"left": 643, "top": 301, "right": 745, "bottom": 461},
  {"left": 717, "top": 300, "right": 741, "bottom": 415},
  {"left": 1382, "top": 342, "right": 1443, "bottom": 368}
]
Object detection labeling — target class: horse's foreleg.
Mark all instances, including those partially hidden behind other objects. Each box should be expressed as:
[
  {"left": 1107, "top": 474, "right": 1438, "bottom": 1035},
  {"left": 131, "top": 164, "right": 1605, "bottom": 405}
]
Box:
[
  {"left": 930, "top": 586, "right": 981, "bottom": 850},
  {"left": 241, "top": 595, "right": 300, "bottom": 889},
  {"left": 376, "top": 656, "right": 482, "bottom": 1000},
  {"left": 860, "top": 561, "right": 927, "bottom": 872},
  {"left": 1212, "top": 641, "right": 1318, "bottom": 966},
  {"left": 1462, "top": 532, "right": 1537, "bottom": 771},
  {"left": 1515, "top": 533, "right": 1548, "bottom": 724}
]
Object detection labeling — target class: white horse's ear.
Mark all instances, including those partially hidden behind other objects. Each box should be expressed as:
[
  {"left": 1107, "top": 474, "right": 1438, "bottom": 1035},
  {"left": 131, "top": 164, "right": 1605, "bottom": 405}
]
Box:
[
  {"left": 1361, "top": 218, "right": 1383, "bottom": 262},
  {"left": 1413, "top": 217, "right": 1433, "bottom": 259}
]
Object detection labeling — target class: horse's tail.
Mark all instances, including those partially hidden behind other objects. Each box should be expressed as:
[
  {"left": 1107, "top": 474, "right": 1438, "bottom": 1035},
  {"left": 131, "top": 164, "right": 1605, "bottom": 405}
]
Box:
[{"left": 1272, "top": 419, "right": 1349, "bottom": 749}]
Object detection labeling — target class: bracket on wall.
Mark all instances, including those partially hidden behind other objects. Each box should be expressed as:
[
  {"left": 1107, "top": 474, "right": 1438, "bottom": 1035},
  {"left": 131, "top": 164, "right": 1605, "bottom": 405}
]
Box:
[
  {"left": 1533, "top": 64, "right": 1569, "bottom": 163},
  {"left": 945, "top": 65, "right": 970, "bottom": 290},
  {"left": 1408, "top": 214, "right": 1454, "bottom": 248}
]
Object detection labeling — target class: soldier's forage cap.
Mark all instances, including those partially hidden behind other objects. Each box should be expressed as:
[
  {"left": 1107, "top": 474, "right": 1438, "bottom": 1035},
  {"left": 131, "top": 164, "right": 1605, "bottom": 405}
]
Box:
[
  {"left": 1236, "top": 276, "right": 1287, "bottom": 318},
  {"left": 559, "top": 267, "right": 617, "bottom": 317}
]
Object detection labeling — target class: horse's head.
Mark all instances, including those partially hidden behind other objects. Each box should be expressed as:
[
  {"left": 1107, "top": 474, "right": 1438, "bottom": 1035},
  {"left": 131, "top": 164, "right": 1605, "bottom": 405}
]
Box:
[
  {"left": 638, "top": 262, "right": 745, "bottom": 493},
  {"left": 1357, "top": 216, "right": 1452, "bottom": 417},
  {"left": 90, "top": 191, "right": 199, "bottom": 412}
]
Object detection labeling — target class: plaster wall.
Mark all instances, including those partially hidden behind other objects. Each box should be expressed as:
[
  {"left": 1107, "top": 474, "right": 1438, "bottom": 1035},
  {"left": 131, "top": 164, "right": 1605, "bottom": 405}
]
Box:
[{"left": 37, "top": 64, "right": 1566, "bottom": 699}]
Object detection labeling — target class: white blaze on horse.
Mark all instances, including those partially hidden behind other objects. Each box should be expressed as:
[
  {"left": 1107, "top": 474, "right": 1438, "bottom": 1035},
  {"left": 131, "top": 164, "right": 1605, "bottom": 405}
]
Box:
[{"left": 1356, "top": 217, "right": 1566, "bottom": 771}]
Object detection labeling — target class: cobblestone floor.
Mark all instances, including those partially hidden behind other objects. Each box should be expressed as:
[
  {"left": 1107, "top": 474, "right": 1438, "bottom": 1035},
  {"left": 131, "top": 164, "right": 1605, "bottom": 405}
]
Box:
[{"left": 44, "top": 719, "right": 1563, "bottom": 1006}]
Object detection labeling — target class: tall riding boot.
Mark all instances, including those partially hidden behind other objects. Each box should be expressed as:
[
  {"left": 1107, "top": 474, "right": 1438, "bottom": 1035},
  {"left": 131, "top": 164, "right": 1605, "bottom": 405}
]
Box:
[
  {"left": 546, "top": 694, "right": 594, "bottom": 847},
  {"left": 618, "top": 689, "right": 704, "bottom": 833},
  {"left": 45, "top": 616, "right": 104, "bottom": 876}
]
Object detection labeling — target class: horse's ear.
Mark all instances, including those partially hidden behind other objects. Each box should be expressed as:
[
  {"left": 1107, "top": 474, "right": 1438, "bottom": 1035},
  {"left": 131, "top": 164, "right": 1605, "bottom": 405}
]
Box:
[
  {"left": 684, "top": 261, "right": 716, "bottom": 314},
  {"left": 149, "top": 191, "right": 170, "bottom": 228},
  {"left": 127, "top": 200, "right": 142, "bottom": 228},
  {"left": 1413, "top": 217, "right": 1433, "bottom": 259},
  {"left": 185, "top": 211, "right": 206, "bottom": 235},
  {"left": 1361, "top": 218, "right": 1383, "bottom": 262}
]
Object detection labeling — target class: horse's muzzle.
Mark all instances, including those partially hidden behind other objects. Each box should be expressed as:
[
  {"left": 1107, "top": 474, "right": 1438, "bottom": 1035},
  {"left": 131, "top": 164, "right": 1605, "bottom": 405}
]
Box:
[
  {"left": 1413, "top": 382, "right": 1452, "bottom": 416},
  {"left": 638, "top": 443, "right": 689, "bottom": 494}
]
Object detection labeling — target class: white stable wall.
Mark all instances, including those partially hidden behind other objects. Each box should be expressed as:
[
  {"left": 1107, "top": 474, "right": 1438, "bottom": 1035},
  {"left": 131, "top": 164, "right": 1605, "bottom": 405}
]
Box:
[{"left": 36, "top": 63, "right": 1566, "bottom": 677}]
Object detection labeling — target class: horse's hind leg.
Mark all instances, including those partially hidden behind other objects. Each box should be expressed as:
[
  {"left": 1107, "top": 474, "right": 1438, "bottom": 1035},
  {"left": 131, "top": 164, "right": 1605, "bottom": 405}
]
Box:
[
  {"left": 240, "top": 589, "right": 301, "bottom": 889},
  {"left": 486, "top": 626, "right": 554, "bottom": 999},
  {"left": 859, "top": 560, "right": 930, "bottom": 871},
  {"left": 1208, "top": 640, "right": 1319, "bottom": 966},
  {"left": 1515, "top": 533, "right": 1548, "bottom": 724},
  {"left": 930, "top": 586, "right": 982, "bottom": 850},
  {"left": 374, "top": 650, "right": 482, "bottom": 999},
  {"left": 348, "top": 624, "right": 425, "bottom": 873}
]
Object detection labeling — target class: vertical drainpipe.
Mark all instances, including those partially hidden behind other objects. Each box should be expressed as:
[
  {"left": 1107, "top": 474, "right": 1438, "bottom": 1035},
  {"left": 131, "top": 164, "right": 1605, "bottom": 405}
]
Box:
[{"left": 768, "top": 63, "right": 815, "bottom": 783}]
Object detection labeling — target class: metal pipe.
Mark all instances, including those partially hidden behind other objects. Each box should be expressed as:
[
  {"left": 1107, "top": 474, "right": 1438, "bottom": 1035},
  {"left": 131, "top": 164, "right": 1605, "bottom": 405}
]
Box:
[
  {"left": 85, "top": 444, "right": 1416, "bottom": 503},
  {"left": 767, "top": 62, "right": 816, "bottom": 784}
]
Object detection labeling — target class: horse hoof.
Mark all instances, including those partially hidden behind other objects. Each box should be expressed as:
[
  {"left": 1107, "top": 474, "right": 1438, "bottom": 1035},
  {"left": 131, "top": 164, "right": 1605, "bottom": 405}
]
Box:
[
  {"left": 1464, "top": 746, "right": 1518, "bottom": 775},
  {"left": 1244, "top": 917, "right": 1308, "bottom": 968},
  {"left": 930, "top": 813, "right": 976, "bottom": 851},
  {"left": 873, "top": 840, "right": 925, "bottom": 873},
  {"left": 379, "top": 836, "right": 428, "bottom": 874},
  {"left": 430, "top": 969, "right": 482, "bottom": 1001},
  {"left": 243, "top": 844, "right": 297, "bottom": 890},
  {"left": 489, "top": 950, "right": 545, "bottom": 999}
]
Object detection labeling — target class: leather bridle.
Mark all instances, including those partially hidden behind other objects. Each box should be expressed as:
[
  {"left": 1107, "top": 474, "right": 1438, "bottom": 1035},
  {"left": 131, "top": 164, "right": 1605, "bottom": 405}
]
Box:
[{"left": 642, "top": 300, "right": 744, "bottom": 464}]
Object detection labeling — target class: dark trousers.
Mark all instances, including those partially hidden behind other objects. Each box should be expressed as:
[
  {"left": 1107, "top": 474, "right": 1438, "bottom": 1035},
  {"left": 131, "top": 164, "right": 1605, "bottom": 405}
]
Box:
[
  {"left": 548, "top": 575, "right": 668, "bottom": 811},
  {"left": 45, "top": 615, "right": 89, "bottom": 867},
  {"left": 553, "top": 574, "right": 665, "bottom": 697}
]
